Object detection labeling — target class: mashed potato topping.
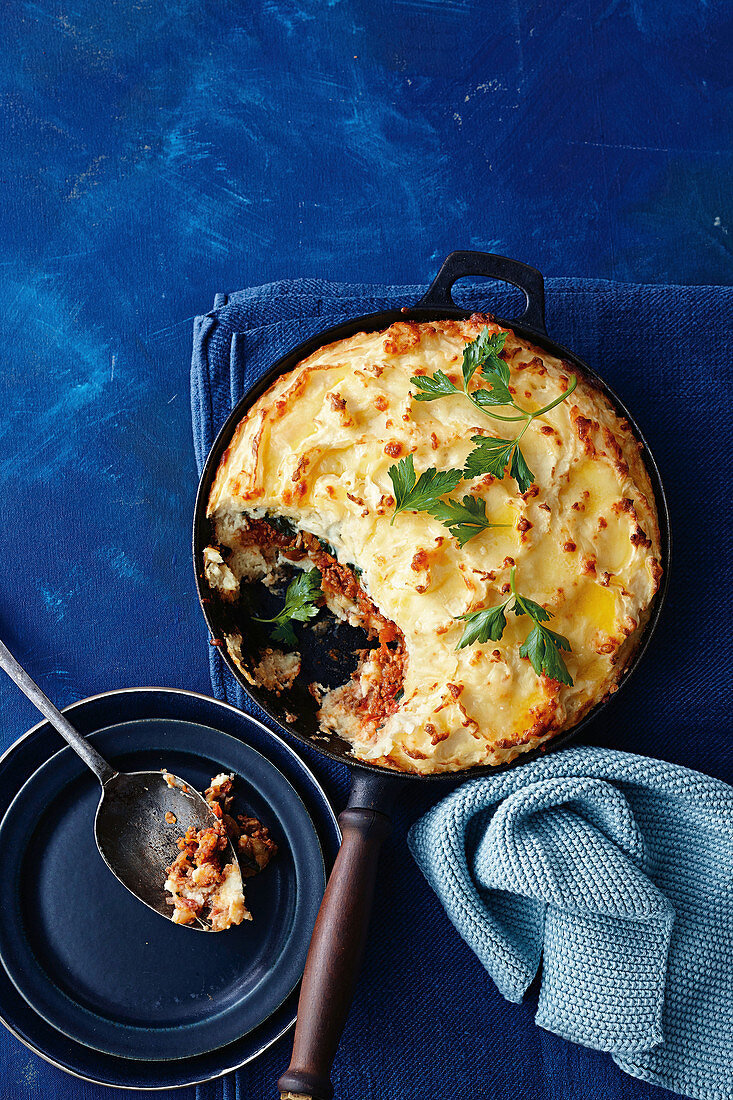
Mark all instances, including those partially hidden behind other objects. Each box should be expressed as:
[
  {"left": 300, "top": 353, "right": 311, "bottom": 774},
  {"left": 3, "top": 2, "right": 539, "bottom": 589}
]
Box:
[{"left": 206, "top": 315, "right": 662, "bottom": 774}]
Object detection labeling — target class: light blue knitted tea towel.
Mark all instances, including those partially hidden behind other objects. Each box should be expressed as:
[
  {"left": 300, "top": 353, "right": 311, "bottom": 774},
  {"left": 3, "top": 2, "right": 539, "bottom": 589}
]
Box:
[{"left": 407, "top": 746, "right": 733, "bottom": 1100}]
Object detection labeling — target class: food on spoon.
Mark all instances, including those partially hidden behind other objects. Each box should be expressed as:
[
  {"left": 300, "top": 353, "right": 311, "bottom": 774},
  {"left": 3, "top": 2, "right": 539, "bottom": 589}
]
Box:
[
  {"left": 163, "top": 772, "right": 277, "bottom": 930},
  {"left": 204, "top": 315, "right": 662, "bottom": 775}
]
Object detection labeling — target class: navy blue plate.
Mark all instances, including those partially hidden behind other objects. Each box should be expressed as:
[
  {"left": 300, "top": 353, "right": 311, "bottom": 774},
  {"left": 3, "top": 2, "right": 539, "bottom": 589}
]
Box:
[
  {"left": 0, "top": 718, "right": 325, "bottom": 1061},
  {"left": 0, "top": 689, "right": 339, "bottom": 1088}
]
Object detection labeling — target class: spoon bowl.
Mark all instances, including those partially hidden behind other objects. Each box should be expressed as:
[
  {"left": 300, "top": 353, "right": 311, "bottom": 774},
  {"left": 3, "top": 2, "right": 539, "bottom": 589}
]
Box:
[{"left": 95, "top": 770, "right": 239, "bottom": 931}]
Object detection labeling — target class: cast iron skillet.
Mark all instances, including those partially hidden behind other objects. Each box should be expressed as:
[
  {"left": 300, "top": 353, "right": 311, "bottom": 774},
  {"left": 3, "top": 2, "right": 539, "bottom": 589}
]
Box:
[{"left": 193, "top": 251, "right": 671, "bottom": 1100}]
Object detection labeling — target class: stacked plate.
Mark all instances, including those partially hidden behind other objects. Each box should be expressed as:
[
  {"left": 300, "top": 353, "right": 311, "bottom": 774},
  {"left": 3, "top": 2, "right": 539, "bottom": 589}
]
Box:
[{"left": 0, "top": 688, "right": 339, "bottom": 1089}]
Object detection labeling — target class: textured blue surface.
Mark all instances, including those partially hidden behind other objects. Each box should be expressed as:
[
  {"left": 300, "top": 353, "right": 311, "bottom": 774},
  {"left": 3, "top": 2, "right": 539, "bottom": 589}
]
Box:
[
  {"left": 409, "top": 748, "right": 733, "bottom": 1099},
  {"left": 0, "top": 0, "right": 731, "bottom": 1097}
]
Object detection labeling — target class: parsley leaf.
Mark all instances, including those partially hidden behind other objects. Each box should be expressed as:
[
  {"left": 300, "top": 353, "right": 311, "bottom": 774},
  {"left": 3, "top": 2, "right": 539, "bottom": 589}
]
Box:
[
  {"left": 428, "top": 494, "right": 511, "bottom": 548},
  {"left": 455, "top": 567, "right": 574, "bottom": 686},
  {"left": 410, "top": 371, "right": 460, "bottom": 401},
  {"left": 512, "top": 590, "right": 552, "bottom": 622},
  {"left": 455, "top": 601, "right": 509, "bottom": 648},
  {"left": 464, "top": 435, "right": 515, "bottom": 480},
  {"left": 519, "top": 623, "right": 573, "bottom": 685},
  {"left": 462, "top": 328, "right": 507, "bottom": 387},
  {"left": 510, "top": 445, "right": 535, "bottom": 494},
  {"left": 471, "top": 375, "right": 513, "bottom": 408},
  {"left": 388, "top": 454, "right": 463, "bottom": 524},
  {"left": 254, "top": 568, "right": 323, "bottom": 646},
  {"left": 463, "top": 434, "right": 536, "bottom": 494}
]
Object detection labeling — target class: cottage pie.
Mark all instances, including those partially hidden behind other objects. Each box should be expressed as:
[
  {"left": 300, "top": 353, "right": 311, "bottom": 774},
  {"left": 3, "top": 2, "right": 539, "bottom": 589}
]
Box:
[
  {"left": 204, "top": 315, "right": 662, "bottom": 775},
  {"left": 164, "top": 772, "right": 277, "bottom": 930}
]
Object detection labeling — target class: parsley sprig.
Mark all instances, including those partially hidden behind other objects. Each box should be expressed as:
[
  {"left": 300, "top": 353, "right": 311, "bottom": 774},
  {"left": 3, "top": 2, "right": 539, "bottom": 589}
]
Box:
[
  {"left": 427, "top": 494, "right": 511, "bottom": 548},
  {"left": 254, "top": 568, "right": 323, "bottom": 646},
  {"left": 410, "top": 327, "right": 577, "bottom": 492},
  {"left": 387, "top": 456, "right": 511, "bottom": 545},
  {"left": 456, "top": 567, "right": 573, "bottom": 685},
  {"left": 388, "top": 454, "right": 463, "bottom": 525}
]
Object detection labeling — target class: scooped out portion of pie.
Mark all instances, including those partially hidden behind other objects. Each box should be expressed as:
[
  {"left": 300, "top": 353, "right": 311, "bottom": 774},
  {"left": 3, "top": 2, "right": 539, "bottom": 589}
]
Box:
[
  {"left": 204, "top": 314, "right": 662, "bottom": 775},
  {"left": 163, "top": 772, "right": 277, "bottom": 930}
]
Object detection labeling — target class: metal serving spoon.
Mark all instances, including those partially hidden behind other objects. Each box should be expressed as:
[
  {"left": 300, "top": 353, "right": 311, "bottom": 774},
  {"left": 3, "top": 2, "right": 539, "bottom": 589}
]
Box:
[{"left": 0, "top": 638, "right": 237, "bottom": 931}]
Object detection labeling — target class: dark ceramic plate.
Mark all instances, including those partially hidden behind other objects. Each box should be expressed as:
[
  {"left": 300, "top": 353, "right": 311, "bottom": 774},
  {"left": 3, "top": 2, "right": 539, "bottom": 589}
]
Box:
[{"left": 0, "top": 689, "right": 340, "bottom": 1088}]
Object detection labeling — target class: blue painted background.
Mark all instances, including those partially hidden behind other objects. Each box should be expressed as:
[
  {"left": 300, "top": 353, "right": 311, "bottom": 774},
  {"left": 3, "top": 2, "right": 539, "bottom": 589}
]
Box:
[{"left": 0, "top": 0, "right": 730, "bottom": 1097}]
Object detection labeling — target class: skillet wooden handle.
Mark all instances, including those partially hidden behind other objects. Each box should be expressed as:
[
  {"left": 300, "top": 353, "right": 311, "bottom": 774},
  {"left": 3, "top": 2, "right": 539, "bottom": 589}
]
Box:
[{"left": 278, "top": 805, "right": 392, "bottom": 1100}]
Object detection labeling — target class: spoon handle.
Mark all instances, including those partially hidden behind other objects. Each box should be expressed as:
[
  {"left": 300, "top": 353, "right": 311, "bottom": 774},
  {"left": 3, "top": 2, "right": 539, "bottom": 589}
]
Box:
[{"left": 0, "top": 638, "right": 117, "bottom": 785}]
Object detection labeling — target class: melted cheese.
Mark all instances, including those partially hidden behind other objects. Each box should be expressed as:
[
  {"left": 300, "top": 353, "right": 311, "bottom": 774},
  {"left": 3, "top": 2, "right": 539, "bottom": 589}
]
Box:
[{"left": 208, "top": 315, "right": 662, "bottom": 774}]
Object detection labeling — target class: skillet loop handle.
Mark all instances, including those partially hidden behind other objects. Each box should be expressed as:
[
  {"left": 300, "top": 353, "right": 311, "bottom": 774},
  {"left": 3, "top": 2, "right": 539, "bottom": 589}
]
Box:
[
  {"left": 278, "top": 805, "right": 392, "bottom": 1100},
  {"left": 417, "top": 249, "right": 547, "bottom": 334}
]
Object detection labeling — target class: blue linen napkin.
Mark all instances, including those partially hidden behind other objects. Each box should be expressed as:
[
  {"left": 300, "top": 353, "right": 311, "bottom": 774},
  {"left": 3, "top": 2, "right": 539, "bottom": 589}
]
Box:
[
  {"left": 408, "top": 747, "right": 733, "bottom": 1100},
  {"left": 191, "top": 276, "right": 733, "bottom": 1100}
]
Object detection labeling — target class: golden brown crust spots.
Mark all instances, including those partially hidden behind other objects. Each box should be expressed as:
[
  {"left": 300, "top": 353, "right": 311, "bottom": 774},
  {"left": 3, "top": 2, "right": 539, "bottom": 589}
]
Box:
[
  {"left": 540, "top": 424, "right": 554, "bottom": 435},
  {"left": 411, "top": 549, "right": 429, "bottom": 572},
  {"left": 383, "top": 321, "right": 422, "bottom": 354},
  {"left": 430, "top": 432, "right": 439, "bottom": 451},
  {"left": 517, "top": 518, "right": 532, "bottom": 542},
  {"left": 384, "top": 440, "right": 403, "bottom": 458},
  {"left": 603, "top": 427, "right": 630, "bottom": 476},
  {"left": 447, "top": 682, "right": 463, "bottom": 699},
  {"left": 364, "top": 362, "right": 384, "bottom": 377},
  {"left": 582, "top": 556, "right": 597, "bottom": 576},
  {"left": 630, "top": 526, "right": 652, "bottom": 548},
  {"left": 500, "top": 582, "right": 511, "bottom": 594},
  {"left": 598, "top": 516, "right": 608, "bottom": 528},
  {"left": 602, "top": 427, "right": 623, "bottom": 462},
  {"left": 521, "top": 485, "right": 539, "bottom": 500},
  {"left": 376, "top": 494, "right": 395, "bottom": 515},
  {"left": 596, "top": 639, "right": 618, "bottom": 655},
  {"left": 374, "top": 395, "right": 388, "bottom": 412},
  {"left": 650, "top": 558, "right": 663, "bottom": 587},
  {"left": 563, "top": 541, "right": 577, "bottom": 552},
  {"left": 572, "top": 501, "right": 585, "bottom": 512},
  {"left": 539, "top": 502, "right": 551, "bottom": 513},
  {"left": 570, "top": 407, "right": 597, "bottom": 456},
  {"left": 491, "top": 649, "right": 501, "bottom": 660},
  {"left": 599, "top": 571, "right": 611, "bottom": 587},
  {"left": 404, "top": 747, "right": 428, "bottom": 761},
  {"left": 293, "top": 480, "right": 307, "bottom": 501},
  {"left": 613, "top": 497, "right": 635, "bottom": 514},
  {"left": 515, "top": 696, "right": 561, "bottom": 744},
  {"left": 291, "top": 455, "right": 309, "bottom": 482},
  {"left": 503, "top": 556, "right": 515, "bottom": 569},
  {"left": 425, "top": 722, "right": 450, "bottom": 746}
]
